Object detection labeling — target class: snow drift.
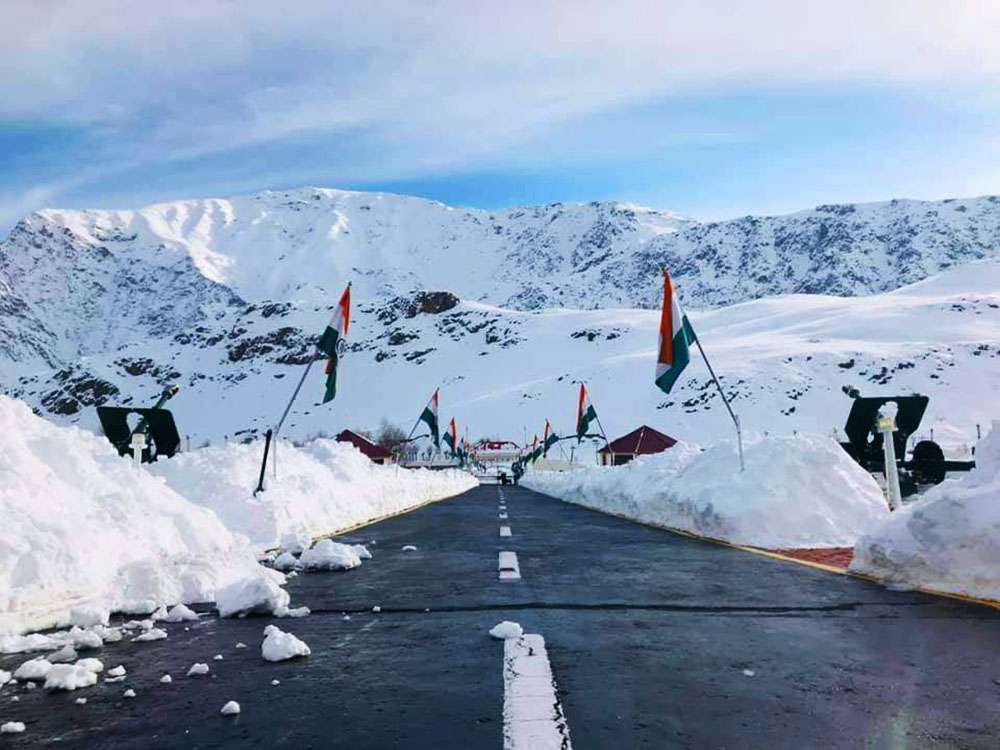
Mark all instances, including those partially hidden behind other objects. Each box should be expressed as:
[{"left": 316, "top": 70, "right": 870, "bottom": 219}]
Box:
[
  {"left": 151, "top": 438, "right": 477, "bottom": 550},
  {"left": 0, "top": 396, "right": 278, "bottom": 635},
  {"left": 850, "top": 423, "right": 1000, "bottom": 601},
  {"left": 523, "top": 435, "right": 888, "bottom": 548}
]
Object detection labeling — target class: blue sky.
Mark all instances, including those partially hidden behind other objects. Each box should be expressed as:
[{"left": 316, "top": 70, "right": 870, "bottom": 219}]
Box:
[{"left": 1, "top": 1, "right": 998, "bottom": 232}]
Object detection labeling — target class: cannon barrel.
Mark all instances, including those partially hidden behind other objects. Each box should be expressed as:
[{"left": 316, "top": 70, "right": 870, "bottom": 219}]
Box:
[{"left": 130, "top": 385, "right": 179, "bottom": 441}]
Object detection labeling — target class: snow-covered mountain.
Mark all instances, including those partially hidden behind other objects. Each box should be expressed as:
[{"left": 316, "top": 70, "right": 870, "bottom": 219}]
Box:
[{"left": 0, "top": 187, "right": 997, "bottom": 451}]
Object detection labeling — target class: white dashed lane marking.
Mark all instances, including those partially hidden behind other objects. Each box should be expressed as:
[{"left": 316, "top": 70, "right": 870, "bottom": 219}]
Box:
[
  {"left": 498, "top": 551, "right": 521, "bottom": 581},
  {"left": 502, "top": 633, "right": 572, "bottom": 749},
  {"left": 500, "top": 525, "right": 512, "bottom": 537}
]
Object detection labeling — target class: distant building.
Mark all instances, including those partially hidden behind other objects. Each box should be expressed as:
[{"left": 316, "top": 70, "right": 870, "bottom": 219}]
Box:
[
  {"left": 335, "top": 429, "right": 392, "bottom": 465},
  {"left": 598, "top": 425, "right": 678, "bottom": 466}
]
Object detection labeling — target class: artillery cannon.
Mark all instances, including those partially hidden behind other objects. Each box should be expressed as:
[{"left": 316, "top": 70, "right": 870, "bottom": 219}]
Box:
[
  {"left": 97, "top": 385, "right": 181, "bottom": 463},
  {"left": 838, "top": 386, "right": 975, "bottom": 496}
]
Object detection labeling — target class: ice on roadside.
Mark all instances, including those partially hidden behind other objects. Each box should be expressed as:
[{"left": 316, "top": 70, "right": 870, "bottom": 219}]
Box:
[
  {"left": 74, "top": 658, "right": 103, "bottom": 673},
  {"left": 69, "top": 607, "right": 109, "bottom": 629},
  {"left": 261, "top": 625, "right": 311, "bottom": 662},
  {"left": 49, "top": 645, "right": 78, "bottom": 663},
  {"left": 14, "top": 658, "right": 52, "bottom": 681},
  {"left": 280, "top": 532, "right": 311, "bottom": 556},
  {"left": 272, "top": 552, "right": 300, "bottom": 572},
  {"left": 163, "top": 604, "right": 200, "bottom": 623},
  {"left": 132, "top": 628, "right": 168, "bottom": 642},
  {"left": 216, "top": 576, "right": 290, "bottom": 618},
  {"left": 298, "top": 539, "right": 362, "bottom": 572},
  {"left": 489, "top": 621, "right": 523, "bottom": 640},
  {"left": 187, "top": 663, "right": 210, "bottom": 677},
  {"left": 71, "top": 628, "right": 102, "bottom": 650},
  {"left": 273, "top": 605, "right": 310, "bottom": 619},
  {"left": 44, "top": 664, "right": 97, "bottom": 691},
  {"left": 220, "top": 700, "right": 240, "bottom": 715}
]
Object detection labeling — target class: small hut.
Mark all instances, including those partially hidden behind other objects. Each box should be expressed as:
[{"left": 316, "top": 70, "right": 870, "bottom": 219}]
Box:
[
  {"left": 335, "top": 430, "right": 392, "bottom": 465},
  {"left": 598, "top": 425, "right": 677, "bottom": 466}
]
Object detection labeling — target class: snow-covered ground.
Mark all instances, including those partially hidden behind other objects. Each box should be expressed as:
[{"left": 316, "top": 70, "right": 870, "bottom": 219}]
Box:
[
  {"left": 0, "top": 394, "right": 475, "bottom": 635},
  {"left": 522, "top": 435, "right": 889, "bottom": 548},
  {"left": 850, "top": 423, "right": 1000, "bottom": 601},
  {"left": 151, "top": 438, "right": 476, "bottom": 550}
]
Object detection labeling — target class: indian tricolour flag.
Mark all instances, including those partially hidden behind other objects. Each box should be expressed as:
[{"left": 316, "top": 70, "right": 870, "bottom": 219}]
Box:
[
  {"left": 529, "top": 434, "right": 539, "bottom": 463},
  {"left": 318, "top": 282, "right": 351, "bottom": 403},
  {"left": 443, "top": 417, "right": 457, "bottom": 455},
  {"left": 575, "top": 383, "right": 598, "bottom": 442},
  {"left": 543, "top": 419, "right": 558, "bottom": 456},
  {"left": 654, "top": 268, "right": 695, "bottom": 395},
  {"left": 418, "top": 388, "right": 440, "bottom": 448}
]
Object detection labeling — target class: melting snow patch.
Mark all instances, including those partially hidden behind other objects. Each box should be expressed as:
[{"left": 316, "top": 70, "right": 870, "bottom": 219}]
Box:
[
  {"left": 75, "top": 697, "right": 87, "bottom": 705},
  {"left": 14, "top": 658, "right": 52, "bottom": 681},
  {"left": 163, "top": 604, "right": 200, "bottom": 623},
  {"left": 235, "top": 642, "right": 247, "bottom": 649},
  {"left": 489, "top": 621, "right": 523, "bottom": 640},
  {"left": 132, "top": 628, "right": 168, "bottom": 642},
  {"left": 401, "top": 545, "right": 418, "bottom": 552},
  {"left": 279, "top": 532, "right": 311, "bottom": 555},
  {"left": 107, "top": 665, "right": 126, "bottom": 678},
  {"left": 0, "top": 669, "right": 9, "bottom": 684},
  {"left": 1, "top": 722, "right": 25, "bottom": 734},
  {"left": 123, "top": 689, "right": 136, "bottom": 698},
  {"left": 351, "top": 544, "right": 372, "bottom": 560},
  {"left": 742, "top": 669, "right": 756, "bottom": 677},
  {"left": 220, "top": 700, "right": 240, "bottom": 715},
  {"left": 272, "top": 552, "right": 299, "bottom": 571},
  {"left": 75, "top": 658, "right": 103, "bottom": 673},
  {"left": 69, "top": 607, "right": 108, "bottom": 628},
  {"left": 298, "top": 540, "right": 362, "bottom": 571},
  {"left": 261, "top": 625, "right": 311, "bottom": 662},
  {"left": 216, "top": 576, "right": 290, "bottom": 618},
  {"left": 49, "top": 645, "right": 77, "bottom": 663},
  {"left": 160, "top": 674, "right": 173, "bottom": 684},
  {"left": 270, "top": 679, "right": 280, "bottom": 686},
  {"left": 44, "top": 664, "right": 97, "bottom": 691},
  {"left": 213, "top": 654, "right": 224, "bottom": 661},
  {"left": 187, "top": 663, "right": 210, "bottom": 677}
]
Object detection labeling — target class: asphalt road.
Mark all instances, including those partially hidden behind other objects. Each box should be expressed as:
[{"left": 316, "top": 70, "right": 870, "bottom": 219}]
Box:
[{"left": 2, "top": 483, "right": 999, "bottom": 748}]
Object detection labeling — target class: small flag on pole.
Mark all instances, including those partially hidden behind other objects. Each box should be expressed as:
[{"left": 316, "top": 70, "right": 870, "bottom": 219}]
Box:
[
  {"left": 418, "top": 388, "right": 440, "bottom": 448},
  {"left": 443, "top": 417, "right": 457, "bottom": 456},
  {"left": 543, "top": 419, "right": 559, "bottom": 456},
  {"left": 318, "top": 283, "right": 351, "bottom": 403},
  {"left": 654, "top": 269, "right": 695, "bottom": 395},
  {"left": 576, "top": 383, "right": 598, "bottom": 442},
  {"left": 529, "top": 434, "right": 540, "bottom": 463}
]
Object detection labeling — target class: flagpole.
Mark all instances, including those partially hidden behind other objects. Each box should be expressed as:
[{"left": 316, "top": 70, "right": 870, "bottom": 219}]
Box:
[
  {"left": 587, "top": 383, "right": 613, "bottom": 462},
  {"left": 254, "top": 346, "right": 320, "bottom": 495},
  {"left": 691, "top": 335, "right": 745, "bottom": 472}
]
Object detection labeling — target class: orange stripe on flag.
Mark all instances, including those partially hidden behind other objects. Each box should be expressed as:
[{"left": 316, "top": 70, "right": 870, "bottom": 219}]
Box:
[{"left": 657, "top": 270, "right": 674, "bottom": 366}]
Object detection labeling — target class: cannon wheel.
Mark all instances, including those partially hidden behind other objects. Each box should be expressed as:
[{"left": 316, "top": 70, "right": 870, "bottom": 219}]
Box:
[{"left": 911, "top": 440, "right": 946, "bottom": 485}]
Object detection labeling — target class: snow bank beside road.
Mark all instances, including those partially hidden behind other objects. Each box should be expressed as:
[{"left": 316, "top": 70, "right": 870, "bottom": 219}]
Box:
[
  {"left": 523, "top": 435, "right": 888, "bottom": 548},
  {"left": 851, "top": 423, "right": 1000, "bottom": 601},
  {"left": 0, "top": 396, "right": 277, "bottom": 636},
  {"left": 152, "top": 438, "right": 477, "bottom": 550}
]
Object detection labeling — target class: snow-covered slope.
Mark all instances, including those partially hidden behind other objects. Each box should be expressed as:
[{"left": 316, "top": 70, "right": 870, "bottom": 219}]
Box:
[{"left": 0, "top": 188, "right": 997, "bottom": 450}]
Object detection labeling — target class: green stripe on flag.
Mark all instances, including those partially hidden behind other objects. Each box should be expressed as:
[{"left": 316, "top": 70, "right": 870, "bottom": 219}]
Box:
[{"left": 419, "top": 407, "right": 439, "bottom": 448}]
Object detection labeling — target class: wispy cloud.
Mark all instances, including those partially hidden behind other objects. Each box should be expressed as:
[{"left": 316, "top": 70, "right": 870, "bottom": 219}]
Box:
[{"left": 1, "top": 0, "right": 998, "bottom": 223}]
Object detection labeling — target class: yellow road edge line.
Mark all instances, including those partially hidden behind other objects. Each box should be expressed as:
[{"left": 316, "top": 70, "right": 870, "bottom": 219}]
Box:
[
  {"left": 260, "top": 484, "right": 477, "bottom": 557},
  {"left": 563, "top": 504, "right": 1000, "bottom": 611}
]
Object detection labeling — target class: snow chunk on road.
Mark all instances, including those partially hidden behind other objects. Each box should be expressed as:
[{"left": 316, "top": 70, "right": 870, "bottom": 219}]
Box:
[
  {"left": 0, "top": 395, "right": 280, "bottom": 636},
  {"left": 851, "top": 422, "right": 1000, "bottom": 601},
  {"left": 49, "top": 645, "right": 77, "bottom": 663},
  {"left": 163, "top": 604, "right": 199, "bottom": 623},
  {"left": 489, "top": 621, "right": 523, "bottom": 640},
  {"left": 14, "top": 658, "right": 52, "bottom": 681},
  {"left": 272, "top": 552, "right": 299, "bottom": 571},
  {"left": 298, "top": 539, "right": 362, "bottom": 571},
  {"left": 261, "top": 625, "right": 311, "bottom": 662},
  {"left": 523, "top": 435, "right": 888, "bottom": 548},
  {"left": 132, "top": 628, "right": 168, "bottom": 642},
  {"left": 106, "top": 665, "right": 126, "bottom": 678},
  {"left": 1, "top": 722, "right": 25, "bottom": 734},
  {"left": 401, "top": 545, "right": 418, "bottom": 552},
  {"left": 71, "top": 628, "right": 102, "bottom": 650},
  {"left": 220, "top": 700, "right": 240, "bottom": 715},
  {"left": 216, "top": 576, "right": 290, "bottom": 618},
  {"left": 123, "top": 688, "right": 136, "bottom": 698},
  {"left": 74, "top": 658, "right": 103, "bottom": 673},
  {"left": 0, "top": 669, "right": 9, "bottom": 684},
  {"left": 279, "top": 533, "right": 311, "bottom": 555},
  {"left": 44, "top": 664, "right": 97, "bottom": 691},
  {"left": 160, "top": 674, "right": 172, "bottom": 684},
  {"left": 186, "top": 663, "right": 210, "bottom": 677}
]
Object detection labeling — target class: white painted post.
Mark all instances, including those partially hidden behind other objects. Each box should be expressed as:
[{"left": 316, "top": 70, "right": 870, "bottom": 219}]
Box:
[
  {"left": 131, "top": 432, "right": 146, "bottom": 466},
  {"left": 878, "top": 405, "right": 902, "bottom": 511}
]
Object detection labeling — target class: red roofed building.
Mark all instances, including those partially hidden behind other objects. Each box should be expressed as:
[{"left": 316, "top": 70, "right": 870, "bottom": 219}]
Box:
[
  {"left": 335, "top": 429, "right": 393, "bottom": 465},
  {"left": 598, "top": 425, "right": 678, "bottom": 466}
]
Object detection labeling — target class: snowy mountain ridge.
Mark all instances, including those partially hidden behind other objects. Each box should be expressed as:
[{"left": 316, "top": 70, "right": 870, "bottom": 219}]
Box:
[{"left": 0, "top": 187, "right": 997, "bottom": 448}]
